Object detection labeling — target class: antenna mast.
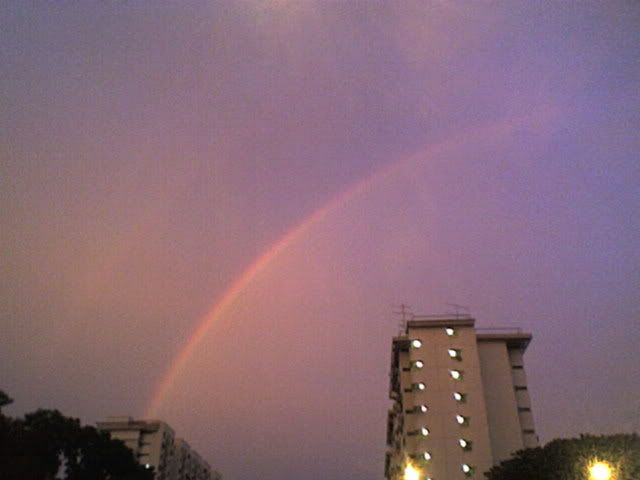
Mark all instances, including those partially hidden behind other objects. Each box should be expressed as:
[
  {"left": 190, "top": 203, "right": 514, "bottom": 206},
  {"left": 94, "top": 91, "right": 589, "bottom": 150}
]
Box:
[{"left": 392, "top": 303, "right": 413, "bottom": 334}]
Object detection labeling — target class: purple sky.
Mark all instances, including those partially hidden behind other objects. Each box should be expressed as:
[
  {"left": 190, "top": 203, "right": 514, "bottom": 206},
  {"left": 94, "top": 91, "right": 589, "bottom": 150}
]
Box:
[{"left": 1, "top": 2, "right": 639, "bottom": 479}]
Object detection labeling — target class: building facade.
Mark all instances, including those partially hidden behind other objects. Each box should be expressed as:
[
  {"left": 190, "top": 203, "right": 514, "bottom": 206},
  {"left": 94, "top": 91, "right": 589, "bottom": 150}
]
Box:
[
  {"left": 174, "top": 438, "right": 221, "bottom": 480},
  {"left": 385, "top": 316, "right": 538, "bottom": 480},
  {"left": 97, "top": 416, "right": 219, "bottom": 480}
]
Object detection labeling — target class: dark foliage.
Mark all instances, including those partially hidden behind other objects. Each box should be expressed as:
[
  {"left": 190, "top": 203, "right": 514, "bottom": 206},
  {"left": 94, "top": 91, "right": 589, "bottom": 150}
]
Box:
[
  {"left": 0, "top": 391, "right": 153, "bottom": 480},
  {"left": 485, "top": 434, "right": 640, "bottom": 480},
  {"left": 0, "top": 390, "right": 13, "bottom": 410}
]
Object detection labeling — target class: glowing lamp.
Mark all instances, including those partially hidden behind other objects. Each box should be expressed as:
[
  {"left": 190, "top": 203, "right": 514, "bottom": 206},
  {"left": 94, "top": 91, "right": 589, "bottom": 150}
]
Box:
[
  {"left": 589, "top": 461, "right": 612, "bottom": 480},
  {"left": 403, "top": 463, "right": 421, "bottom": 480}
]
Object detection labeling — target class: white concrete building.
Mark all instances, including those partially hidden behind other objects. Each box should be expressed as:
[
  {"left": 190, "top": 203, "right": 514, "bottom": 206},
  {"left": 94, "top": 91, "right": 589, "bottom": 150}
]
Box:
[
  {"left": 174, "top": 438, "right": 220, "bottom": 480},
  {"left": 385, "top": 316, "right": 538, "bottom": 480},
  {"left": 97, "top": 416, "right": 219, "bottom": 480}
]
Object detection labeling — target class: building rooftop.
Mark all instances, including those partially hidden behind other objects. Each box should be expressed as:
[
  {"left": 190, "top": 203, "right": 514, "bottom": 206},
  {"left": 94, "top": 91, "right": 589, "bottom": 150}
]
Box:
[
  {"left": 406, "top": 316, "right": 475, "bottom": 329},
  {"left": 399, "top": 316, "right": 532, "bottom": 349}
]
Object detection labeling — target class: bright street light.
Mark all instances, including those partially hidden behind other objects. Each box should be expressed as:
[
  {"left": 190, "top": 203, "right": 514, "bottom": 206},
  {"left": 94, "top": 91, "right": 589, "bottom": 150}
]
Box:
[
  {"left": 403, "top": 463, "right": 421, "bottom": 480},
  {"left": 589, "top": 461, "right": 612, "bottom": 480}
]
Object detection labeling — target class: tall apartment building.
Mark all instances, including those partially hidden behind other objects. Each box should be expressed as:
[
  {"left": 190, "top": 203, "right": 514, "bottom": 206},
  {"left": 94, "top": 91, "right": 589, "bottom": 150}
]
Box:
[
  {"left": 97, "top": 416, "right": 218, "bottom": 480},
  {"left": 385, "top": 316, "right": 538, "bottom": 480}
]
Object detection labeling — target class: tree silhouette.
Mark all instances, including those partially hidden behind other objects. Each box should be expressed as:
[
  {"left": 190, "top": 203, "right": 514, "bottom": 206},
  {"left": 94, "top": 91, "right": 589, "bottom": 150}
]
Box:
[
  {"left": 485, "top": 434, "right": 640, "bottom": 480},
  {"left": 0, "top": 390, "right": 13, "bottom": 411},
  {"left": 0, "top": 391, "right": 153, "bottom": 480}
]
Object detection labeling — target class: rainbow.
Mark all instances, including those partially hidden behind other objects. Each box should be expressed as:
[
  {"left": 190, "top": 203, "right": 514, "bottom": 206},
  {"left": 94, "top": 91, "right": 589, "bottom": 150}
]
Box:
[
  {"left": 144, "top": 113, "right": 539, "bottom": 417},
  {"left": 144, "top": 154, "right": 400, "bottom": 417}
]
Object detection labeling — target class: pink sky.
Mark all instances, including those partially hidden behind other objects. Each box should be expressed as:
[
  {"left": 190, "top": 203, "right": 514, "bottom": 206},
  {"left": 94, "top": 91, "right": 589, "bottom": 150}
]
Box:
[{"left": 1, "top": 3, "right": 639, "bottom": 480}]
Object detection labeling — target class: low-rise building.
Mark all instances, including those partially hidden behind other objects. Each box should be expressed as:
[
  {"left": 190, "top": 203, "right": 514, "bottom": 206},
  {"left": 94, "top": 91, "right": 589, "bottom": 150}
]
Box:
[{"left": 97, "top": 416, "right": 219, "bottom": 480}]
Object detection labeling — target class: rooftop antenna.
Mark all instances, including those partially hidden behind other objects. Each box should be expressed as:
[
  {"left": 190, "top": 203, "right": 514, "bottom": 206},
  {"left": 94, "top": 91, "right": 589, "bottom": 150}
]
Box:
[
  {"left": 445, "top": 302, "right": 470, "bottom": 319},
  {"left": 392, "top": 303, "right": 413, "bottom": 334}
]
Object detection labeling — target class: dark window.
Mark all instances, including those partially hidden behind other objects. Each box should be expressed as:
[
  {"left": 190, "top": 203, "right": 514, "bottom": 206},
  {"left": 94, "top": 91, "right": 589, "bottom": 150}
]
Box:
[
  {"left": 514, "top": 386, "right": 528, "bottom": 391},
  {"left": 518, "top": 407, "right": 531, "bottom": 412},
  {"left": 512, "top": 365, "right": 524, "bottom": 369},
  {"left": 523, "top": 429, "right": 535, "bottom": 434}
]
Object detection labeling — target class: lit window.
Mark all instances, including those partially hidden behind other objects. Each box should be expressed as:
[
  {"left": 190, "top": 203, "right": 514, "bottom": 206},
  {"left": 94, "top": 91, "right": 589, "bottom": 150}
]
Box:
[
  {"left": 453, "top": 392, "right": 466, "bottom": 402},
  {"left": 449, "top": 369, "right": 463, "bottom": 380},
  {"left": 445, "top": 327, "right": 455, "bottom": 336},
  {"left": 416, "top": 382, "right": 426, "bottom": 391},
  {"left": 461, "top": 464, "right": 475, "bottom": 476},
  {"left": 412, "top": 360, "right": 424, "bottom": 369},
  {"left": 458, "top": 438, "right": 472, "bottom": 450},
  {"left": 420, "top": 427, "right": 430, "bottom": 436},
  {"left": 411, "top": 339, "right": 423, "bottom": 349},
  {"left": 448, "top": 348, "right": 462, "bottom": 360},
  {"left": 456, "top": 414, "right": 468, "bottom": 425},
  {"left": 423, "top": 452, "right": 432, "bottom": 461},
  {"left": 407, "top": 404, "right": 428, "bottom": 414}
]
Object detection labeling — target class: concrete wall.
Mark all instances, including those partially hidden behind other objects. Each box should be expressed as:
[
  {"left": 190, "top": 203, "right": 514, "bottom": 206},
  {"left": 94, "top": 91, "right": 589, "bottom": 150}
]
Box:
[
  {"left": 508, "top": 349, "right": 538, "bottom": 448},
  {"left": 477, "top": 341, "right": 524, "bottom": 464},
  {"left": 403, "top": 323, "right": 494, "bottom": 479}
]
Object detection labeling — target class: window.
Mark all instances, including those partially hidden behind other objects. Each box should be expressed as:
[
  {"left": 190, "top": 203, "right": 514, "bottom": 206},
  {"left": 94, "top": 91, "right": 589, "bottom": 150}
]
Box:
[
  {"left": 405, "top": 404, "right": 428, "bottom": 414},
  {"left": 449, "top": 369, "right": 463, "bottom": 380},
  {"left": 453, "top": 392, "right": 467, "bottom": 403},
  {"left": 445, "top": 327, "right": 456, "bottom": 336},
  {"left": 512, "top": 365, "right": 524, "bottom": 370},
  {"left": 411, "top": 339, "right": 423, "bottom": 349},
  {"left": 458, "top": 438, "right": 472, "bottom": 451},
  {"left": 448, "top": 348, "right": 462, "bottom": 360},
  {"left": 523, "top": 429, "right": 535, "bottom": 434},
  {"left": 407, "top": 427, "right": 430, "bottom": 437},
  {"left": 405, "top": 382, "right": 426, "bottom": 393},
  {"left": 422, "top": 452, "right": 432, "bottom": 461},
  {"left": 456, "top": 414, "right": 469, "bottom": 426},
  {"left": 514, "top": 386, "right": 528, "bottom": 391},
  {"left": 412, "top": 360, "right": 424, "bottom": 369},
  {"left": 518, "top": 407, "right": 531, "bottom": 412},
  {"left": 461, "top": 464, "right": 475, "bottom": 476}
]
